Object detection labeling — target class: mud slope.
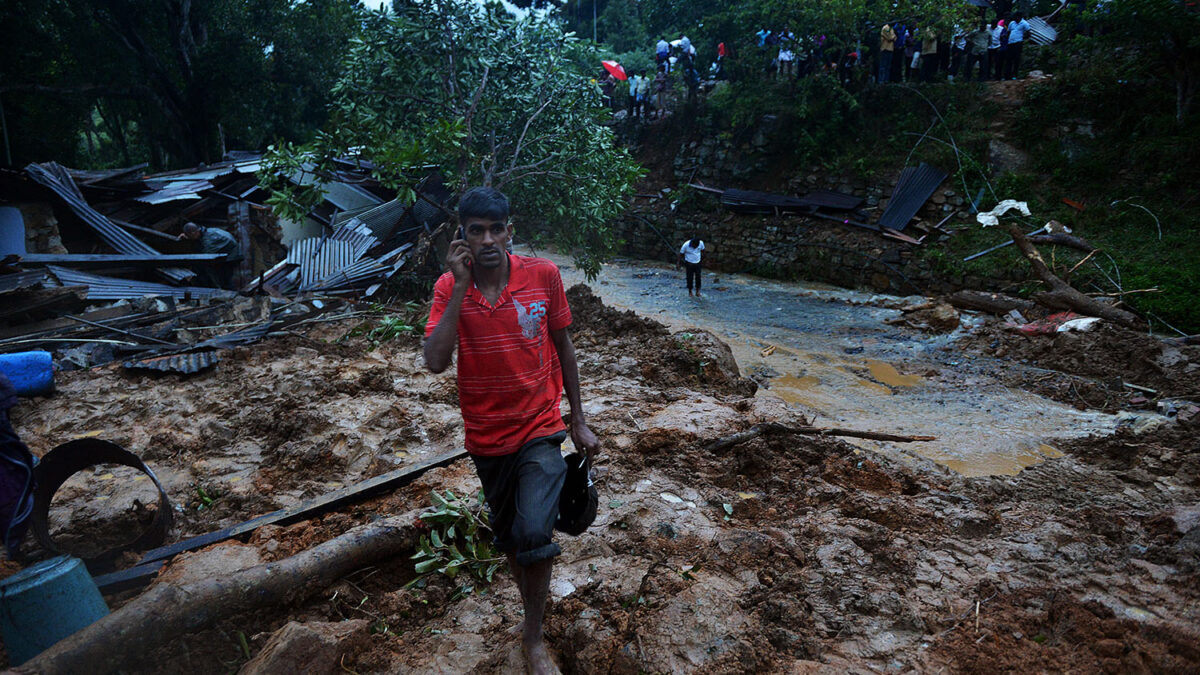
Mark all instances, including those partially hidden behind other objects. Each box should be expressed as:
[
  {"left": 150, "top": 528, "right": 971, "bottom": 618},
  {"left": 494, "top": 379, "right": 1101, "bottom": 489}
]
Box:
[{"left": 2, "top": 287, "right": 1197, "bottom": 674}]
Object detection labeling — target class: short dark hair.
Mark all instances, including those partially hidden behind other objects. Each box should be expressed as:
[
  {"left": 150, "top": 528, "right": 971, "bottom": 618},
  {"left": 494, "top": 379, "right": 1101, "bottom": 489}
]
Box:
[{"left": 457, "top": 186, "right": 509, "bottom": 222}]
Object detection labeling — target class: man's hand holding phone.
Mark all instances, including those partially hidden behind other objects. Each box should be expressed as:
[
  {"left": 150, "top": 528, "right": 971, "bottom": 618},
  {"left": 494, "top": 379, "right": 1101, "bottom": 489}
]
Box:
[{"left": 448, "top": 226, "right": 473, "bottom": 286}]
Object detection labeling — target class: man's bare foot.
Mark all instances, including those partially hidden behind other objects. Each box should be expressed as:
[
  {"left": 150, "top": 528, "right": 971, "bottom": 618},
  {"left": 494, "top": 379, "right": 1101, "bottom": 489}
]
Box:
[{"left": 522, "top": 639, "right": 561, "bottom": 675}]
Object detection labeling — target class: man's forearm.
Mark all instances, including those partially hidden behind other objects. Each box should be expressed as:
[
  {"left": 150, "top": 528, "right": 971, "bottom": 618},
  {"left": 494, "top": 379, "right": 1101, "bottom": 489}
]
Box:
[
  {"left": 423, "top": 282, "right": 469, "bottom": 373},
  {"left": 552, "top": 329, "right": 585, "bottom": 424}
]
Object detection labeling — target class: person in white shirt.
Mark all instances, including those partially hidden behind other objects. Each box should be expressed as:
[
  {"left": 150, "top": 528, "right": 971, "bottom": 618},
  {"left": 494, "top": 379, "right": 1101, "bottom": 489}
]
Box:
[{"left": 677, "top": 236, "right": 706, "bottom": 297}]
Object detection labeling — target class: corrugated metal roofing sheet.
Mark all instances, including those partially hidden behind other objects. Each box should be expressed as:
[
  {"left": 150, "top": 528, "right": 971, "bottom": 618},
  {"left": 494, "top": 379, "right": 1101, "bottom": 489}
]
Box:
[
  {"left": 878, "top": 163, "right": 948, "bottom": 232},
  {"left": 25, "top": 163, "right": 194, "bottom": 284},
  {"left": 289, "top": 166, "right": 384, "bottom": 212},
  {"left": 797, "top": 190, "right": 864, "bottom": 211},
  {"left": 0, "top": 270, "right": 50, "bottom": 293},
  {"left": 47, "top": 266, "right": 229, "bottom": 301},
  {"left": 287, "top": 238, "right": 355, "bottom": 290},
  {"left": 344, "top": 199, "right": 408, "bottom": 240},
  {"left": 1027, "top": 17, "right": 1057, "bottom": 46},
  {"left": 124, "top": 351, "right": 220, "bottom": 374},
  {"left": 133, "top": 179, "right": 213, "bottom": 204},
  {"left": 143, "top": 158, "right": 262, "bottom": 182}
]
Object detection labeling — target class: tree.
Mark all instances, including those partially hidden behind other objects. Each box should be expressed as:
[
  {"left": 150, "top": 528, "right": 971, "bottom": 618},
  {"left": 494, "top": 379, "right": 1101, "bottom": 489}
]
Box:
[
  {"left": 262, "top": 0, "right": 642, "bottom": 279},
  {"left": 1086, "top": 0, "right": 1200, "bottom": 123},
  {"left": 0, "top": 0, "right": 364, "bottom": 169}
]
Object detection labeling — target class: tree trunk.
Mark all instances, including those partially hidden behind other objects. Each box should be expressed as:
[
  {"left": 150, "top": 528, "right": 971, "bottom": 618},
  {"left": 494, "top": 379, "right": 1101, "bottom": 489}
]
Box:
[
  {"left": 13, "top": 518, "right": 418, "bottom": 675},
  {"left": 1003, "top": 223, "right": 1140, "bottom": 327},
  {"left": 948, "top": 290, "right": 1037, "bottom": 316}
]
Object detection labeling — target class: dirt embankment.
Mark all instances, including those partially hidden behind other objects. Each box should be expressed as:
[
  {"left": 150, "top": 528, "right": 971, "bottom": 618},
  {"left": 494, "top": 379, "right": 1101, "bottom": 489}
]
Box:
[
  {"left": 4, "top": 287, "right": 1199, "bottom": 674},
  {"left": 959, "top": 319, "right": 1200, "bottom": 414}
]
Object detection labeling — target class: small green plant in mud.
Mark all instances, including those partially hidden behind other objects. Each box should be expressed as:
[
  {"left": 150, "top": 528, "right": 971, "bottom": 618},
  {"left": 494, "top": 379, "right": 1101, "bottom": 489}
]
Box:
[
  {"left": 407, "top": 490, "right": 505, "bottom": 600},
  {"left": 193, "top": 483, "right": 222, "bottom": 511},
  {"left": 344, "top": 302, "right": 427, "bottom": 348}
]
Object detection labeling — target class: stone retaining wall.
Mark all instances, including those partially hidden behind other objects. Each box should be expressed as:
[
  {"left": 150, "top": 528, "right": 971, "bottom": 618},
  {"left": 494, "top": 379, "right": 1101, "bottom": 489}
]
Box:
[{"left": 603, "top": 115, "right": 1028, "bottom": 297}]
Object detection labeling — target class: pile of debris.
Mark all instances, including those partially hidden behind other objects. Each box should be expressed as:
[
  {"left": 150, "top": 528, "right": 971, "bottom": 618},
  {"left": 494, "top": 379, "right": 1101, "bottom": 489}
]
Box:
[
  {"left": 0, "top": 154, "right": 450, "bottom": 371},
  {"left": 693, "top": 161, "right": 950, "bottom": 246}
]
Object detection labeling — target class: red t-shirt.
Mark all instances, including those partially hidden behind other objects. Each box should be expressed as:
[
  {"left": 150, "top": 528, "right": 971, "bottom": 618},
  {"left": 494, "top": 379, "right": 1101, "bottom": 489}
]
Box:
[{"left": 425, "top": 254, "right": 573, "bottom": 456}]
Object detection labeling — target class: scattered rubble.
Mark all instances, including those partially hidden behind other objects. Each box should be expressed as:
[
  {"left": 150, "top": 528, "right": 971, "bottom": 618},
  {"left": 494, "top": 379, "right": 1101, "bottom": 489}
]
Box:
[
  {"left": 1, "top": 286, "right": 1197, "bottom": 673},
  {"left": 1, "top": 156, "right": 450, "bottom": 375}
]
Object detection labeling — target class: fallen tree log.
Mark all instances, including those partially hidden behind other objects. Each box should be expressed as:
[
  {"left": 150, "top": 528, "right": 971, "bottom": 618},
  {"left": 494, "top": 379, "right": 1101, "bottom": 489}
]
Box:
[
  {"left": 1003, "top": 223, "right": 1139, "bottom": 327},
  {"left": 947, "top": 290, "right": 1037, "bottom": 316},
  {"left": 705, "top": 422, "right": 935, "bottom": 453},
  {"left": 13, "top": 518, "right": 419, "bottom": 675}
]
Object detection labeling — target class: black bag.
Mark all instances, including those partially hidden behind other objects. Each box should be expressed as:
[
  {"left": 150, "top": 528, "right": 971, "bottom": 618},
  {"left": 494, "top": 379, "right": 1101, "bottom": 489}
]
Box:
[{"left": 555, "top": 453, "right": 598, "bottom": 536}]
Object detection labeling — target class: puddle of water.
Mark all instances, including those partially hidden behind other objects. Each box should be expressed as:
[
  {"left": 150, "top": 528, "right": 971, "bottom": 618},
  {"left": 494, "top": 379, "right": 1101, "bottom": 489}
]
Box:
[
  {"left": 774, "top": 374, "right": 820, "bottom": 391},
  {"left": 867, "top": 361, "right": 923, "bottom": 388},
  {"left": 923, "top": 440, "right": 1069, "bottom": 477},
  {"left": 543, "top": 249, "right": 1117, "bottom": 478},
  {"left": 1039, "top": 444, "right": 1064, "bottom": 459}
]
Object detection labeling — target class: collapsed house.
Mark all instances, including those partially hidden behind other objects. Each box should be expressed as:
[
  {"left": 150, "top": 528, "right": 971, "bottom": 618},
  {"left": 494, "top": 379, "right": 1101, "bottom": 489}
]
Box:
[{"left": 0, "top": 154, "right": 451, "bottom": 373}]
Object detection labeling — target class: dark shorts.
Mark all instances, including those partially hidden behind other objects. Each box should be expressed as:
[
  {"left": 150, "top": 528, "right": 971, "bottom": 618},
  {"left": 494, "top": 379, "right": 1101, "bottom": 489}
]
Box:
[{"left": 471, "top": 431, "right": 567, "bottom": 567}]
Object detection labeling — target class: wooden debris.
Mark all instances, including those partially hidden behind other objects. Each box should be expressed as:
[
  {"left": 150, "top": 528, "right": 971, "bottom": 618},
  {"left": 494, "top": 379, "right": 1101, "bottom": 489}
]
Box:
[
  {"left": 704, "top": 422, "right": 935, "bottom": 453},
  {"left": 1003, "top": 223, "right": 1139, "bottom": 327},
  {"left": 947, "top": 290, "right": 1037, "bottom": 315},
  {"left": 15, "top": 517, "right": 420, "bottom": 675}
]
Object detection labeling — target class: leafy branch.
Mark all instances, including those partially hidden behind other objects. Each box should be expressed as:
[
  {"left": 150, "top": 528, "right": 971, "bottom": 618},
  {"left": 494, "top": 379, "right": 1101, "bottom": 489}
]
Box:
[{"left": 406, "top": 490, "right": 505, "bottom": 600}]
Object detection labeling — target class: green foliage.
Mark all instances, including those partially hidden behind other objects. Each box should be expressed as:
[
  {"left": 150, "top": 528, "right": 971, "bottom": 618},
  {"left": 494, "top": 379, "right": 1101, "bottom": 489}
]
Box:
[
  {"left": 0, "top": 0, "right": 365, "bottom": 169},
  {"left": 1082, "top": 0, "right": 1200, "bottom": 122},
  {"left": 597, "top": 0, "right": 649, "bottom": 53},
  {"left": 407, "top": 490, "right": 505, "bottom": 600},
  {"left": 704, "top": 75, "right": 862, "bottom": 166},
  {"left": 193, "top": 483, "right": 222, "bottom": 511},
  {"left": 262, "top": 0, "right": 642, "bottom": 280}
]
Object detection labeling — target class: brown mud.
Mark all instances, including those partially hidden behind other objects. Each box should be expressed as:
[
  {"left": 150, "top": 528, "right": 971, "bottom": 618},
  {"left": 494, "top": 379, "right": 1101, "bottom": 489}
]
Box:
[
  {"left": 959, "top": 320, "right": 1200, "bottom": 413},
  {"left": 3, "top": 285, "right": 1198, "bottom": 673}
]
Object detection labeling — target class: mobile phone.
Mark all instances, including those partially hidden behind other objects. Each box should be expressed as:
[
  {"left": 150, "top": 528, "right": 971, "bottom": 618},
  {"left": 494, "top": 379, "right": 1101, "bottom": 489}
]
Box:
[{"left": 456, "top": 225, "right": 465, "bottom": 240}]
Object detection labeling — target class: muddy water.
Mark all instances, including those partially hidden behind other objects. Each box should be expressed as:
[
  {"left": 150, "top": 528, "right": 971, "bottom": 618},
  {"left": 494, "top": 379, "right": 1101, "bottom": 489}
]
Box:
[{"left": 538, "top": 250, "right": 1116, "bottom": 477}]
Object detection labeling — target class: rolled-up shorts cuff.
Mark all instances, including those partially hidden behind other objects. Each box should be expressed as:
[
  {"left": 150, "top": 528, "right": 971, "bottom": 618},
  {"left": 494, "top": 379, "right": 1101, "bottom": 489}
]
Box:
[{"left": 514, "top": 541, "right": 562, "bottom": 567}]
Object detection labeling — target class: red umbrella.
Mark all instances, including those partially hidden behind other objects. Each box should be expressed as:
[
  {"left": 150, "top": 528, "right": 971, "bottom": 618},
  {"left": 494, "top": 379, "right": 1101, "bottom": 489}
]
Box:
[{"left": 601, "top": 60, "right": 627, "bottom": 81}]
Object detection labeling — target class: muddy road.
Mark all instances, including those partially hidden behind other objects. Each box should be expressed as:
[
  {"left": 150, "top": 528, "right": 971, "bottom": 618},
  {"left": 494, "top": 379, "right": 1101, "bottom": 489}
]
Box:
[
  {"left": 543, "top": 250, "right": 1116, "bottom": 477},
  {"left": 4, "top": 260, "right": 1199, "bottom": 674}
]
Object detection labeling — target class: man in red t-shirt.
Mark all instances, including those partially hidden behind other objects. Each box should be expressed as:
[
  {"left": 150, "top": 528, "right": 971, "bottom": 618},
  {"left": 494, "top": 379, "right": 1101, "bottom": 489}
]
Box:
[{"left": 424, "top": 187, "right": 598, "bottom": 675}]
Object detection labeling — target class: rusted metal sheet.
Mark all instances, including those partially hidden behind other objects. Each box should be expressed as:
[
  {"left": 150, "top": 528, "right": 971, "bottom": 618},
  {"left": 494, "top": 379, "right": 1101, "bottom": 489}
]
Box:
[{"left": 124, "top": 350, "right": 220, "bottom": 374}]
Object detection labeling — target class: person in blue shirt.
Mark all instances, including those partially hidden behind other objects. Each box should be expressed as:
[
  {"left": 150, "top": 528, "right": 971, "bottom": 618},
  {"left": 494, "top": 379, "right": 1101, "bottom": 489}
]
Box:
[{"left": 1005, "top": 13, "right": 1031, "bottom": 79}]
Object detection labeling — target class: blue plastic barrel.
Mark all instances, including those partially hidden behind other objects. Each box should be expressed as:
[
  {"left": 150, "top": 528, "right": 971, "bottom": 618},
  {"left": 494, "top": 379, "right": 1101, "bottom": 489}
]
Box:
[
  {"left": 0, "top": 555, "right": 110, "bottom": 665},
  {"left": 0, "top": 351, "right": 54, "bottom": 397},
  {"left": 0, "top": 207, "right": 25, "bottom": 256}
]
